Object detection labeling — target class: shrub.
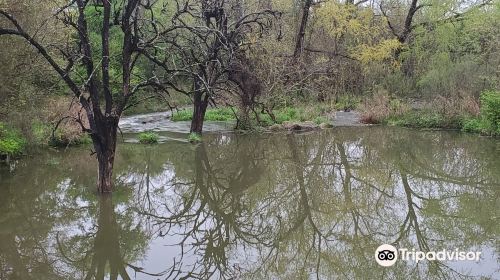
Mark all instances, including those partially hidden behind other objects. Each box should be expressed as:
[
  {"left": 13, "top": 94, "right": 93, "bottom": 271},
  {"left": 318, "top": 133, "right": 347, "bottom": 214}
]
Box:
[
  {"left": 479, "top": 90, "right": 500, "bottom": 135},
  {"left": 462, "top": 90, "right": 500, "bottom": 136},
  {"left": 0, "top": 122, "right": 26, "bottom": 158},
  {"left": 335, "top": 95, "right": 361, "bottom": 111},
  {"left": 138, "top": 132, "right": 159, "bottom": 144},
  {"left": 360, "top": 92, "right": 409, "bottom": 124},
  {"left": 462, "top": 118, "right": 483, "bottom": 133}
]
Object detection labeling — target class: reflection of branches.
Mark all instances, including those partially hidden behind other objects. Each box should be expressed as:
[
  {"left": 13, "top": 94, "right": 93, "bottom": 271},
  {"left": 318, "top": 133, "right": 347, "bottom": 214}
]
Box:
[
  {"left": 393, "top": 168, "right": 487, "bottom": 280},
  {"left": 394, "top": 171, "right": 429, "bottom": 251},
  {"left": 276, "top": 134, "right": 332, "bottom": 279},
  {"left": 403, "top": 150, "right": 498, "bottom": 189},
  {"left": 132, "top": 136, "right": 271, "bottom": 279}
]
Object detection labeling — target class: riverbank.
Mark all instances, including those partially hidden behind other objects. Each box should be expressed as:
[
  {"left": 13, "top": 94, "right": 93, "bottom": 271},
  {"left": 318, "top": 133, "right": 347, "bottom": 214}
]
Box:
[
  {"left": 359, "top": 90, "right": 500, "bottom": 137},
  {"left": 2, "top": 90, "right": 499, "bottom": 164}
]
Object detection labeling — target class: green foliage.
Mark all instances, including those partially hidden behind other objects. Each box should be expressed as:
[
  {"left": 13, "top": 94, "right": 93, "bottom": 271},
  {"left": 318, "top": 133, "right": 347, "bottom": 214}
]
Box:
[
  {"left": 275, "top": 107, "right": 301, "bottom": 123},
  {"left": 188, "top": 133, "right": 202, "bottom": 143},
  {"left": 386, "top": 111, "right": 462, "bottom": 129},
  {"left": 462, "top": 118, "right": 484, "bottom": 133},
  {"left": 0, "top": 122, "right": 26, "bottom": 158},
  {"left": 172, "top": 108, "right": 236, "bottom": 122},
  {"left": 138, "top": 132, "right": 160, "bottom": 144},
  {"left": 479, "top": 90, "right": 500, "bottom": 134},
  {"left": 462, "top": 90, "right": 500, "bottom": 136}
]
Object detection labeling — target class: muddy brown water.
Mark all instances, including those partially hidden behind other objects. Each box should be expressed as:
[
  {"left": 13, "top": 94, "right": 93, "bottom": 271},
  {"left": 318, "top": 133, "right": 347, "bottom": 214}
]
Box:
[{"left": 0, "top": 126, "right": 499, "bottom": 279}]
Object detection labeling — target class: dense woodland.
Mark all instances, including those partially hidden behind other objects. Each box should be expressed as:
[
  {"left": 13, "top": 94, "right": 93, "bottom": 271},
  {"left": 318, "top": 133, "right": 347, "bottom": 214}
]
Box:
[{"left": 1, "top": 0, "right": 499, "bottom": 192}]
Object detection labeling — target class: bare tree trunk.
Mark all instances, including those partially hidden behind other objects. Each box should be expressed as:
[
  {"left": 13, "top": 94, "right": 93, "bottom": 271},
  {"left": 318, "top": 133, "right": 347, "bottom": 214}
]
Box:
[
  {"left": 190, "top": 89, "right": 209, "bottom": 135},
  {"left": 92, "top": 117, "right": 119, "bottom": 193},
  {"left": 294, "top": 0, "right": 313, "bottom": 58}
]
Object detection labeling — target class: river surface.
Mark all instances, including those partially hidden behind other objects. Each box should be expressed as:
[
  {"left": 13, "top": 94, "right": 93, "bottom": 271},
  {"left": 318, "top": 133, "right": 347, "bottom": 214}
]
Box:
[{"left": 0, "top": 126, "right": 499, "bottom": 279}]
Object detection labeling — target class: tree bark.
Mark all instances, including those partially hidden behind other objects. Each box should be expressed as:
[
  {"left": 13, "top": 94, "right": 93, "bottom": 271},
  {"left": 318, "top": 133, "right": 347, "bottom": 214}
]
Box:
[
  {"left": 190, "top": 89, "right": 209, "bottom": 135},
  {"left": 294, "top": 0, "right": 313, "bottom": 58},
  {"left": 93, "top": 117, "right": 119, "bottom": 193}
]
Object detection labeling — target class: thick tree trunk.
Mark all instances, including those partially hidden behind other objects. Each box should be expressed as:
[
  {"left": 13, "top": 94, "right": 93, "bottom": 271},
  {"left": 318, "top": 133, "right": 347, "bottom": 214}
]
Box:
[
  {"left": 294, "top": 0, "right": 313, "bottom": 58},
  {"left": 190, "top": 90, "right": 209, "bottom": 134},
  {"left": 97, "top": 150, "right": 115, "bottom": 193},
  {"left": 93, "top": 117, "right": 118, "bottom": 193}
]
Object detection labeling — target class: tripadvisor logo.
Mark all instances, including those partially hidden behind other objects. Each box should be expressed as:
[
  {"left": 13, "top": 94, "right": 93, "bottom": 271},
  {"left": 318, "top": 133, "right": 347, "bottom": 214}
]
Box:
[
  {"left": 375, "top": 244, "right": 398, "bottom": 267},
  {"left": 375, "top": 244, "right": 481, "bottom": 267}
]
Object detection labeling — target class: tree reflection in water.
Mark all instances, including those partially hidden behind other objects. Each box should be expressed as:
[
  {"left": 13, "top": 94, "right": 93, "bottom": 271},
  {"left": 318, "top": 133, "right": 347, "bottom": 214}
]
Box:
[{"left": 0, "top": 127, "right": 498, "bottom": 279}]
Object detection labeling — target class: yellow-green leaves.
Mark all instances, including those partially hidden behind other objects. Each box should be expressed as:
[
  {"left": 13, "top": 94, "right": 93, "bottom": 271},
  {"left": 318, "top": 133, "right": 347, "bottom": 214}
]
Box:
[
  {"left": 353, "top": 39, "right": 403, "bottom": 65},
  {"left": 315, "top": 1, "right": 400, "bottom": 67}
]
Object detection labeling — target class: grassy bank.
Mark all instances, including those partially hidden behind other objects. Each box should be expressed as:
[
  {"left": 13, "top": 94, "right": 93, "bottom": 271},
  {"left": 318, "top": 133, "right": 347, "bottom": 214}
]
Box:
[
  {"left": 171, "top": 105, "right": 332, "bottom": 127},
  {"left": 360, "top": 90, "right": 500, "bottom": 136},
  {"left": 1, "top": 97, "right": 94, "bottom": 158}
]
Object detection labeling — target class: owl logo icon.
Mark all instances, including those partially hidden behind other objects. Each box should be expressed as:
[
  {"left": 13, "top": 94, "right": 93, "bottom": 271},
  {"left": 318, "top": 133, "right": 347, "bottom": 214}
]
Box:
[{"left": 375, "top": 244, "right": 398, "bottom": 267}]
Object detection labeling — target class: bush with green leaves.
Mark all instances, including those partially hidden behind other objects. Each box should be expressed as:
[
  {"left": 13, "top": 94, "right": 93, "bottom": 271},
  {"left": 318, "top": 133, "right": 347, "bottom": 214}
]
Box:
[
  {"left": 480, "top": 90, "right": 500, "bottom": 135},
  {"left": 0, "top": 122, "right": 26, "bottom": 158},
  {"left": 138, "top": 132, "right": 159, "bottom": 144},
  {"left": 462, "top": 90, "right": 500, "bottom": 136}
]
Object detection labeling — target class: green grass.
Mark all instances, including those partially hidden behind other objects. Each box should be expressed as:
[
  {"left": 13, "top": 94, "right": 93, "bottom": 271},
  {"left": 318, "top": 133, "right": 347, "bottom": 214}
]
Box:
[
  {"left": 386, "top": 111, "right": 463, "bottom": 129},
  {"left": 138, "top": 132, "right": 160, "bottom": 144},
  {"left": 171, "top": 105, "right": 333, "bottom": 128},
  {"left": 0, "top": 122, "right": 26, "bottom": 158},
  {"left": 172, "top": 108, "right": 236, "bottom": 122},
  {"left": 188, "top": 133, "right": 202, "bottom": 143},
  {"left": 171, "top": 110, "right": 193, "bottom": 121}
]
